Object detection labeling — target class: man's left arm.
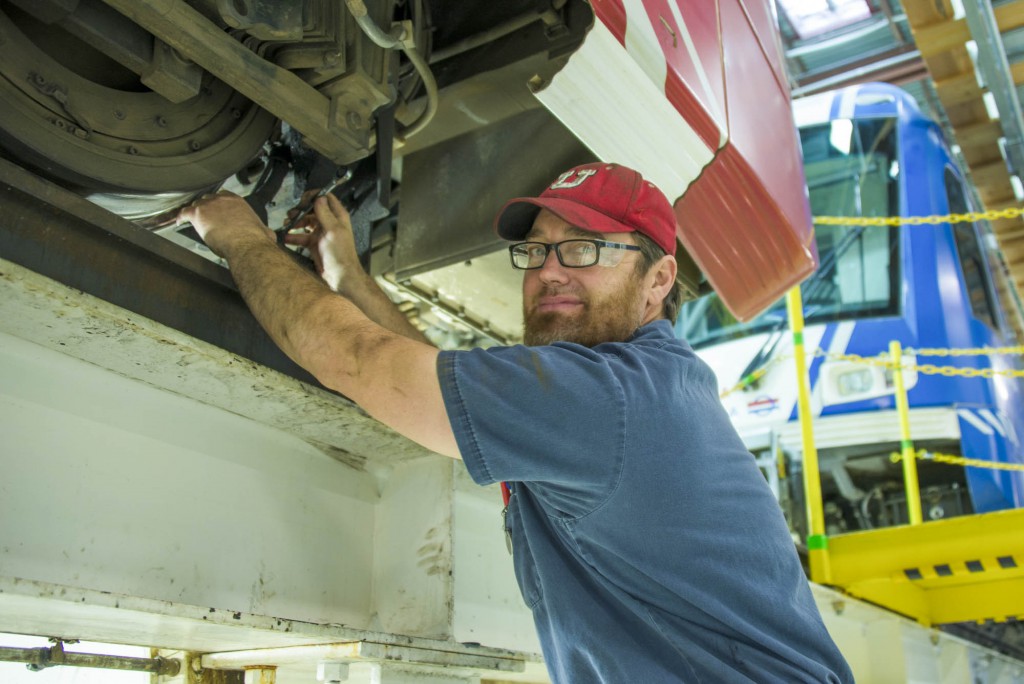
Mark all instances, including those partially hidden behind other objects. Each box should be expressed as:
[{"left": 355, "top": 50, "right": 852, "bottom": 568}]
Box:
[{"left": 178, "top": 193, "right": 460, "bottom": 459}]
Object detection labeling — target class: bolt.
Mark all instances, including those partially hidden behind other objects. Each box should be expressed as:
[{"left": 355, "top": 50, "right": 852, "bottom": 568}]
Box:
[
  {"left": 230, "top": 108, "right": 242, "bottom": 119},
  {"left": 127, "top": 146, "right": 138, "bottom": 155},
  {"left": 113, "top": 109, "right": 126, "bottom": 120},
  {"left": 32, "top": 73, "right": 46, "bottom": 85},
  {"left": 155, "top": 115, "right": 168, "bottom": 127},
  {"left": 346, "top": 111, "right": 363, "bottom": 130},
  {"left": 189, "top": 140, "right": 201, "bottom": 151},
  {"left": 322, "top": 50, "right": 341, "bottom": 67}
]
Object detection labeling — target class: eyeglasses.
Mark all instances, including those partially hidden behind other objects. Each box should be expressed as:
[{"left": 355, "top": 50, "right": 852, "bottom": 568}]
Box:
[{"left": 508, "top": 239, "right": 640, "bottom": 270}]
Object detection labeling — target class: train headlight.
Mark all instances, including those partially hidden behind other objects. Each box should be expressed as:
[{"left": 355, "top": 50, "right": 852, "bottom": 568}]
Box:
[
  {"left": 820, "top": 352, "right": 918, "bottom": 406},
  {"left": 836, "top": 368, "right": 874, "bottom": 395}
]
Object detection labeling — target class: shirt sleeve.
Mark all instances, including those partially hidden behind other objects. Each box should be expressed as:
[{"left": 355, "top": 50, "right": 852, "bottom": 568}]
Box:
[{"left": 437, "top": 343, "right": 629, "bottom": 517}]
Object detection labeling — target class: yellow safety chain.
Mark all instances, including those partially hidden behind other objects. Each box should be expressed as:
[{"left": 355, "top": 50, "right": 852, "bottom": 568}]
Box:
[
  {"left": 814, "top": 206, "right": 1024, "bottom": 226},
  {"left": 718, "top": 355, "right": 787, "bottom": 398},
  {"left": 718, "top": 345, "right": 1024, "bottom": 399},
  {"left": 908, "top": 346, "right": 1024, "bottom": 357},
  {"left": 818, "top": 350, "right": 1024, "bottom": 379},
  {"left": 891, "top": 449, "right": 1024, "bottom": 472}
]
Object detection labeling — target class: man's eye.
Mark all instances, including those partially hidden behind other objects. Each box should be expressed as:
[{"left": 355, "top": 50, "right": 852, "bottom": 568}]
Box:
[{"left": 568, "top": 242, "right": 595, "bottom": 258}]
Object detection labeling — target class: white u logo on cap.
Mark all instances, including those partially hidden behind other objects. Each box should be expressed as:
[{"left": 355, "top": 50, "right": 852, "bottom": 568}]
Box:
[{"left": 550, "top": 169, "right": 597, "bottom": 189}]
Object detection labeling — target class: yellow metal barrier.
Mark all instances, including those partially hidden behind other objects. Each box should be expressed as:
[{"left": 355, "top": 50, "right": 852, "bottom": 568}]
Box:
[
  {"left": 776, "top": 331, "right": 1024, "bottom": 625},
  {"left": 825, "top": 507, "right": 1024, "bottom": 625},
  {"left": 785, "top": 287, "right": 830, "bottom": 582},
  {"left": 890, "top": 341, "right": 922, "bottom": 526}
]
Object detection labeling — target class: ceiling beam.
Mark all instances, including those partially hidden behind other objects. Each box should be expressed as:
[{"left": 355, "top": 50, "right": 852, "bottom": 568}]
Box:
[{"left": 900, "top": 0, "right": 1024, "bottom": 327}]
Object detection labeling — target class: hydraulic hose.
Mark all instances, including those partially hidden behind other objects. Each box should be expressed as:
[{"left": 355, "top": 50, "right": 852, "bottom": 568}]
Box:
[
  {"left": 342, "top": 0, "right": 438, "bottom": 142},
  {"left": 343, "top": 0, "right": 405, "bottom": 48}
]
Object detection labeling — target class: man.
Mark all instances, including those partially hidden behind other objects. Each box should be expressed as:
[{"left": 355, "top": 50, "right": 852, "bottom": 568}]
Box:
[{"left": 180, "top": 162, "right": 853, "bottom": 683}]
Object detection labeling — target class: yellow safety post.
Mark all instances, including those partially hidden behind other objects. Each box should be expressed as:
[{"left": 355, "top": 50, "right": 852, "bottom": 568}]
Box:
[
  {"left": 786, "top": 287, "right": 830, "bottom": 582},
  {"left": 889, "top": 340, "right": 922, "bottom": 525}
]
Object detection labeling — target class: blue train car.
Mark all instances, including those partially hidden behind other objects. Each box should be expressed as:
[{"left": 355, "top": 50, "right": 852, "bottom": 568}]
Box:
[{"left": 677, "top": 82, "right": 1024, "bottom": 535}]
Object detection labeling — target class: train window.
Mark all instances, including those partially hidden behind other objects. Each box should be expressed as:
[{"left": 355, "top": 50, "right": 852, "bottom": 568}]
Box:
[
  {"left": 944, "top": 168, "right": 997, "bottom": 329},
  {"left": 801, "top": 119, "right": 900, "bottom": 321},
  {"left": 677, "top": 118, "right": 900, "bottom": 348}
]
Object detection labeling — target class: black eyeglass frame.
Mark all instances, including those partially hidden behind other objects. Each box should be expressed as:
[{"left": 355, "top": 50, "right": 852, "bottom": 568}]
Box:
[{"left": 508, "top": 239, "right": 641, "bottom": 270}]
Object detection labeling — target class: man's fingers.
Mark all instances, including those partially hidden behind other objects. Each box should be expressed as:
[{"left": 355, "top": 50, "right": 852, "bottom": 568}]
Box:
[
  {"left": 284, "top": 189, "right": 321, "bottom": 221},
  {"left": 313, "top": 195, "right": 345, "bottom": 230},
  {"left": 283, "top": 231, "right": 315, "bottom": 248},
  {"left": 325, "top": 193, "right": 350, "bottom": 220}
]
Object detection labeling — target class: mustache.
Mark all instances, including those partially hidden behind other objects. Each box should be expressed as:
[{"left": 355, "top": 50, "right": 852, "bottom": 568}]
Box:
[
  {"left": 525, "top": 287, "right": 588, "bottom": 316},
  {"left": 531, "top": 285, "right": 587, "bottom": 301}
]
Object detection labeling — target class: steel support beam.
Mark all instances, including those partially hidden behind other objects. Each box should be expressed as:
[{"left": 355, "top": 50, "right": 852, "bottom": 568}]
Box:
[
  {"left": 962, "top": 0, "right": 1024, "bottom": 181},
  {"left": 0, "top": 642, "right": 180, "bottom": 676},
  {"left": 0, "top": 157, "right": 315, "bottom": 385}
]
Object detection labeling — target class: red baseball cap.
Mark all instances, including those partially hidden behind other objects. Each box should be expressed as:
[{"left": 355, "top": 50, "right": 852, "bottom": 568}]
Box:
[{"left": 494, "top": 162, "right": 677, "bottom": 256}]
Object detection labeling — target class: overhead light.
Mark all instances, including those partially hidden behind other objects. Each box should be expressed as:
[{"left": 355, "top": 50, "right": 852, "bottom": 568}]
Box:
[
  {"left": 984, "top": 91, "right": 1000, "bottom": 120},
  {"left": 1011, "top": 174, "right": 1024, "bottom": 202},
  {"left": 778, "top": 0, "right": 871, "bottom": 41}
]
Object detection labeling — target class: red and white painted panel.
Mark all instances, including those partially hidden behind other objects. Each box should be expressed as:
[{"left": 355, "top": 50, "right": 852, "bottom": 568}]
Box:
[{"left": 535, "top": 0, "right": 816, "bottom": 320}]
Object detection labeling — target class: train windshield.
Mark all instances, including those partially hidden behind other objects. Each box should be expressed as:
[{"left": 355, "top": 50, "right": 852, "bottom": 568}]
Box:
[{"left": 678, "top": 117, "right": 900, "bottom": 348}]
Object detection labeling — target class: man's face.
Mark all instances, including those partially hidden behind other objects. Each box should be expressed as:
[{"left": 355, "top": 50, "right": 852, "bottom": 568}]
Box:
[{"left": 521, "top": 210, "right": 652, "bottom": 347}]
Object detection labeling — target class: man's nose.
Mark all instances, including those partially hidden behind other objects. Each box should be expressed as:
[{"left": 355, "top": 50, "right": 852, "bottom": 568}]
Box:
[{"left": 536, "top": 247, "right": 569, "bottom": 281}]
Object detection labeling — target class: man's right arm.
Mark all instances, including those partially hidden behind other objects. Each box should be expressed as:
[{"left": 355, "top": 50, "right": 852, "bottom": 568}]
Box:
[{"left": 285, "top": 195, "right": 431, "bottom": 346}]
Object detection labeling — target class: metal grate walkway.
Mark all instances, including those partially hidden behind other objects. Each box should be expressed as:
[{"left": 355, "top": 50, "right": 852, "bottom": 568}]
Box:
[{"left": 817, "top": 507, "right": 1024, "bottom": 625}]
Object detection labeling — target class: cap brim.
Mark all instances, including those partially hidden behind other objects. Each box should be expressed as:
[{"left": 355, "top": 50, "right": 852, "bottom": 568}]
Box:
[{"left": 495, "top": 197, "right": 636, "bottom": 241}]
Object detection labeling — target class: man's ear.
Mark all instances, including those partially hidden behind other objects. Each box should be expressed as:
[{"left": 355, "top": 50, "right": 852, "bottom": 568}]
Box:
[{"left": 647, "top": 254, "right": 677, "bottom": 311}]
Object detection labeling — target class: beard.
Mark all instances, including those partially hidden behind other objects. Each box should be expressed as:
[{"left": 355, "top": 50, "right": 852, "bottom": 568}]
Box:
[{"left": 523, "top": 278, "right": 647, "bottom": 347}]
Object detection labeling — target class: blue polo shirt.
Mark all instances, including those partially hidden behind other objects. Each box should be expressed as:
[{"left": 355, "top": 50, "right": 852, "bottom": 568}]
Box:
[{"left": 437, "top": 320, "right": 852, "bottom": 683}]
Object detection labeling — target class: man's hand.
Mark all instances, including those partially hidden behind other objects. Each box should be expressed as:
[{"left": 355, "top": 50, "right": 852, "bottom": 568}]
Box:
[
  {"left": 283, "top": 191, "right": 431, "bottom": 345},
  {"left": 177, "top": 192, "right": 274, "bottom": 258},
  {"left": 283, "top": 194, "right": 359, "bottom": 294},
  {"left": 177, "top": 190, "right": 455, "bottom": 459}
]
